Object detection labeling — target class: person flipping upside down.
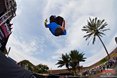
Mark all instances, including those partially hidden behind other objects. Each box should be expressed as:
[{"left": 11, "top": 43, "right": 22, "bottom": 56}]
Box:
[{"left": 44, "top": 15, "right": 66, "bottom": 36}]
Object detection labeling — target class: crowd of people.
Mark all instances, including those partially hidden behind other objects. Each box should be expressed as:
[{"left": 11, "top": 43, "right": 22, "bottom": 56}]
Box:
[{"left": 81, "top": 56, "right": 117, "bottom": 76}]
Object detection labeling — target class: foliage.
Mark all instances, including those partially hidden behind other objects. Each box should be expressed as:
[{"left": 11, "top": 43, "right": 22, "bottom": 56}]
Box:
[
  {"left": 82, "top": 17, "right": 110, "bottom": 59},
  {"left": 99, "top": 58, "right": 107, "bottom": 64},
  {"left": 35, "top": 64, "right": 49, "bottom": 73},
  {"left": 82, "top": 17, "right": 109, "bottom": 44},
  {"left": 56, "top": 50, "right": 86, "bottom": 76},
  {"left": 56, "top": 53, "right": 70, "bottom": 70},
  {"left": 18, "top": 60, "right": 49, "bottom": 73},
  {"left": 69, "top": 50, "right": 86, "bottom": 75},
  {"left": 18, "top": 60, "right": 35, "bottom": 71}
]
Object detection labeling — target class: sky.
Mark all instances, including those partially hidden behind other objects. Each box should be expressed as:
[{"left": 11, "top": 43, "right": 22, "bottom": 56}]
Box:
[{"left": 7, "top": 0, "right": 117, "bottom": 70}]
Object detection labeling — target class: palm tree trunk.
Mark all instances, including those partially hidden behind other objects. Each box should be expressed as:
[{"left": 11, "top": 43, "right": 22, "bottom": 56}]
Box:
[
  {"left": 67, "top": 67, "right": 71, "bottom": 73},
  {"left": 97, "top": 35, "right": 110, "bottom": 60}
]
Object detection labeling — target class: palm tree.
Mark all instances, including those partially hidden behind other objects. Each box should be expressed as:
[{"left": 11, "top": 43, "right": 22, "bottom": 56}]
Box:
[
  {"left": 56, "top": 50, "right": 86, "bottom": 76},
  {"left": 69, "top": 50, "right": 86, "bottom": 75},
  {"left": 82, "top": 17, "right": 110, "bottom": 60},
  {"left": 56, "top": 53, "right": 70, "bottom": 70}
]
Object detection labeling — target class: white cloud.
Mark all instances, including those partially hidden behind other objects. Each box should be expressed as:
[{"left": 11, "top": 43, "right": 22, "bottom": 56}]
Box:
[
  {"left": 7, "top": 34, "right": 57, "bottom": 69},
  {"left": 6, "top": 0, "right": 117, "bottom": 70},
  {"left": 49, "top": 0, "right": 117, "bottom": 68}
]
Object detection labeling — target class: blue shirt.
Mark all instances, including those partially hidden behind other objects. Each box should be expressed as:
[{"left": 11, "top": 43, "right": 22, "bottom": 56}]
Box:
[{"left": 47, "top": 22, "right": 66, "bottom": 36}]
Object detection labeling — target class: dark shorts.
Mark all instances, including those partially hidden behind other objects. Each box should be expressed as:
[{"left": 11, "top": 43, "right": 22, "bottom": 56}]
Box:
[{"left": 55, "top": 16, "right": 64, "bottom": 26}]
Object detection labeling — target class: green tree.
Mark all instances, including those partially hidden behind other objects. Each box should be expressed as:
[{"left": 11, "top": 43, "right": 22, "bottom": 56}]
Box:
[
  {"left": 82, "top": 17, "right": 110, "bottom": 60},
  {"left": 18, "top": 60, "right": 35, "bottom": 71},
  {"left": 56, "top": 53, "right": 70, "bottom": 71},
  {"left": 69, "top": 50, "right": 86, "bottom": 75},
  {"left": 36, "top": 64, "right": 49, "bottom": 73}
]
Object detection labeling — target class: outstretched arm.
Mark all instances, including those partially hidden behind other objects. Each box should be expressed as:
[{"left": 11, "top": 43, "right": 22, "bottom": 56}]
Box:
[{"left": 44, "top": 19, "right": 48, "bottom": 28}]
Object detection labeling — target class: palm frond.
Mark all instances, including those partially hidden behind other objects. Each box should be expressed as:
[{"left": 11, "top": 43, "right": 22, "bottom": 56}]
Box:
[
  {"left": 92, "top": 35, "right": 96, "bottom": 44},
  {"left": 58, "top": 64, "right": 64, "bottom": 68},
  {"left": 100, "top": 19, "right": 105, "bottom": 25},
  {"left": 96, "top": 20, "right": 101, "bottom": 28},
  {"left": 82, "top": 26, "right": 89, "bottom": 32},
  {"left": 56, "top": 60, "right": 64, "bottom": 68},
  {"left": 94, "top": 17, "right": 97, "bottom": 24},
  {"left": 88, "top": 21, "right": 92, "bottom": 27},
  {"left": 98, "top": 22, "right": 108, "bottom": 30},
  {"left": 56, "top": 60, "right": 63, "bottom": 64},
  {"left": 101, "top": 28, "right": 110, "bottom": 32},
  {"left": 98, "top": 32, "right": 106, "bottom": 37},
  {"left": 82, "top": 17, "right": 109, "bottom": 45},
  {"left": 83, "top": 32, "right": 93, "bottom": 40},
  {"left": 89, "top": 17, "right": 92, "bottom": 23}
]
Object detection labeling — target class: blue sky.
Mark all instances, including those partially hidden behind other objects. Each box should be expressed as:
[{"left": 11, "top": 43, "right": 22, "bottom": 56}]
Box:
[{"left": 7, "top": 0, "right": 117, "bottom": 69}]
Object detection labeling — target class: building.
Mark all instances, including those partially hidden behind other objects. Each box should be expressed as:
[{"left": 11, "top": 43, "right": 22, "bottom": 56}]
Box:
[
  {"left": 48, "top": 48, "right": 117, "bottom": 75},
  {"left": 0, "top": 1, "right": 43, "bottom": 78},
  {"left": 0, "top": 0, "right": 17, "bottom": 54}
]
